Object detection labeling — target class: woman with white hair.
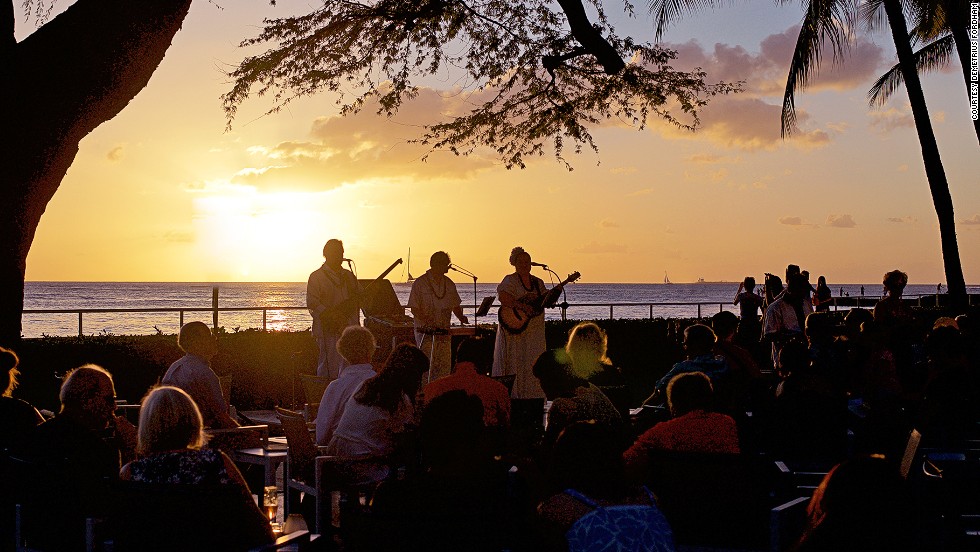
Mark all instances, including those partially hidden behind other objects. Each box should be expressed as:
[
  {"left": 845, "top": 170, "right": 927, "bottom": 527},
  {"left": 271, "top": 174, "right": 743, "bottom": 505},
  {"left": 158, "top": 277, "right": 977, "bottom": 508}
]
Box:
[{"left": 120, "top": 386, "right": 249, "bottom": 487}]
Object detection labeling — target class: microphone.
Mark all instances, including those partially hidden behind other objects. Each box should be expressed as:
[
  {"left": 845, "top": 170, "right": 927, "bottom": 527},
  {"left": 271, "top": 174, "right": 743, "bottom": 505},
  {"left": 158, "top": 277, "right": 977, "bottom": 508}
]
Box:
[
  {"left": 342, "top": 258, "right": 353, "bottom": 262},
  {"left": 448, "top": 264, "right": 465, "bottom": 274},
  {"left": 530, "top": 261, "right": 548, "bottom": 268}
]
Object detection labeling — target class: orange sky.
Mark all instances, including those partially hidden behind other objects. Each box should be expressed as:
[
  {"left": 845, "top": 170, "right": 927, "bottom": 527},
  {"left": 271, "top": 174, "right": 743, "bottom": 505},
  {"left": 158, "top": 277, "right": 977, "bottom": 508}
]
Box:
[{"left": 19, "top": 0, "right": 980, "bottom": 285}]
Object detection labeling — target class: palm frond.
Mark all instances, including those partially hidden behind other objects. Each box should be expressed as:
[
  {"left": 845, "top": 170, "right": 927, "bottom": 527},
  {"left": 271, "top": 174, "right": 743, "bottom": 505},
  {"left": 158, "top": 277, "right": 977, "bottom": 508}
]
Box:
[
  {"left": 782, "top": 0, "right": 854, "bottom": 137},
  {"left": 648, "top": 0, "right": 725, "bottom": 41},
  {"left": 868, "top": 34, "right": 952, "bottom": 106}
]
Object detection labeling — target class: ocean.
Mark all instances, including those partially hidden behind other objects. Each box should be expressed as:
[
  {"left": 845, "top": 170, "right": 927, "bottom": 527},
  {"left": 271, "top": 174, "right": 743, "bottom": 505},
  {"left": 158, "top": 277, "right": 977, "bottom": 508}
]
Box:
[{"left": 22, "top": 281, "right": 973, "bottom": 338}]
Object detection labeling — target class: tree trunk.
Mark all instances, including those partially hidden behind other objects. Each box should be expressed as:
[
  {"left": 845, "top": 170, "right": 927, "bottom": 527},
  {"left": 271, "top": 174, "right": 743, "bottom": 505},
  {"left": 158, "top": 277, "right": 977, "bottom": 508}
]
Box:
[
  {"left": 946, "top": 1, "right": 980, "bottom": 145},
  {"left": 883, "top": 0, "right": 967, "bottom": 308},
  {"left": 0, "top": 0, "right": 193, "bottom": 346}
]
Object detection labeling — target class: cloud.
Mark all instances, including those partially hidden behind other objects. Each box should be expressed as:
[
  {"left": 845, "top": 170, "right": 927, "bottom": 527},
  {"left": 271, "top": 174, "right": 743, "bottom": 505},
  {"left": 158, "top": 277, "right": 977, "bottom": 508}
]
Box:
[
  {"left": 826, "top": 214, "right": 857, "bottom": 228},
  {"left": 106, "top": 145, "right": 125, "bottom": 162},
  {"left": 627, "top": 187, "right": 655, "bottom": 197},
  {"left": 574, "top": 241, "right": 628, "bottom": 254},
  {"left": 886, "top": 216, "right": 916, "bottom": 223},
  {"left": 779, "top": 216, "right": 805, "bottom": 226},
  {"left": 232, "top": 87, "right": 500, "bottom": 192},
  {"left": 609, "top": 166, "right": 638, "bottom": 175},
  {"left": 669, "top": 27, "right": 885, "bottom": 98},
  {"left": 869, "top": 107, "right": 915, "bottom": 133},
  {"left": 962, "top": 214, "right": 980, "bottom": 225},
  {"left": 598, "top": 219, "right": 620, "bottom": 228},
  {"left": 673, "top": 97, "right": 831, "bottom": 151},
  {"left": 163, "top": 230, "right": 195, "bottom": 243},
  {"left": 686, "top": 153, "right": 731, "bottom": 164}
]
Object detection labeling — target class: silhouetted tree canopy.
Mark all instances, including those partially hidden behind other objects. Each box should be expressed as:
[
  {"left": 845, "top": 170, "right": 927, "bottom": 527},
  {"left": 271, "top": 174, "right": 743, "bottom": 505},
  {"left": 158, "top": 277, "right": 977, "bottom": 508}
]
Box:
[{"left": 223, "top": 0, "right": 741, "bottom": 169}]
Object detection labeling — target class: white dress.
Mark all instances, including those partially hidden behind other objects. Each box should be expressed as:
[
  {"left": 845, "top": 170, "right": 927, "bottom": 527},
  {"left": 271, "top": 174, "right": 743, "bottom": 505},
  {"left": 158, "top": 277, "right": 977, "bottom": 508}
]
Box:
[{"left": 492, "top": 273, "right": 547, "bottom": 399}]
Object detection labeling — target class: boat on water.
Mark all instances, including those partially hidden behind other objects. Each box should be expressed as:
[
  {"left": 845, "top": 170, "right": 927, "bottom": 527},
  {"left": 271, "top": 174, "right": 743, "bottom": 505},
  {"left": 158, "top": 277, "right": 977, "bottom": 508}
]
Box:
[
  {"left": 406, "top": 248, "right": 415, "bottom": 283},
  {"left": 664, "top": 272, "right": 672, "bottom": 284},
  {"left": 696, "top": 277, "right": 706, "bottom": 283}
]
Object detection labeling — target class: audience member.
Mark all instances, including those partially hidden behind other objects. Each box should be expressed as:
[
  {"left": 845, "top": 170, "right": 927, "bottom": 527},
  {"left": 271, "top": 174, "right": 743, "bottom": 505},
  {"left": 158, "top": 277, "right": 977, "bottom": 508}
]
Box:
[
  {"left": 812, "top": 276, "right": 832, "bottom": 312},
  {"left": 21, "top": 365, "right": 137, "bottom": 550},
  {"left": 27, "top": 364, "right": 136, "bottom": 481},
  {"left": 763, "top": 273, "right": 813, "bottom": 371},
  {"left": 565, "top": 322, "right": 629, "bottom": 417},
  {"left": 651, "top": 324, "right": 730, "bottom": 401},
  {"left": 792, "top": 456, "right": 915, "bottom": 552},
  {"left": 533, "top": 349, "right": 623, "bottom": 447},
  {"left": 369, "top": 391, "right": 523, "bottom": 551},
  {"left": 315, "top": 325, "right": 377, "bottom": 445},
  {"left": 624, "top": 372, "right": 739, "bottom": 476},
  {"left": 162, "top": 321, "right": 237, "bottom": 429},
  {"left": 326, "top": 343, "right": 429, "bottom": 482},
  {"left": 537, "top": 421, "right": 674, "bottom": 552},
  {"left": 734, "top": 276, "right": 764, "bottom": 345},
  {"left": 711, "top": 311, "right": 762, "bottom": 411},
  {"left": 0, "top": 346, "right": 43, "bottom": 451},
  {"left": 423, "top": 337, "right": 510, "bottom": 429},
  {"left": 873, "top": 269, "right": 912, "bottom": 329}
]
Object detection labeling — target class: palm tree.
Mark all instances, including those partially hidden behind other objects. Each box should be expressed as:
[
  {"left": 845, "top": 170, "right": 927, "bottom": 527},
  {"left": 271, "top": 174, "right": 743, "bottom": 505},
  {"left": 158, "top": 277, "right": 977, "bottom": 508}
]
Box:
[
  {"left": 868, "top": 0, "right": 979, "bottom": 145},
  {"left": 648, "top": 0, "right": 968, "bottom": 307}
]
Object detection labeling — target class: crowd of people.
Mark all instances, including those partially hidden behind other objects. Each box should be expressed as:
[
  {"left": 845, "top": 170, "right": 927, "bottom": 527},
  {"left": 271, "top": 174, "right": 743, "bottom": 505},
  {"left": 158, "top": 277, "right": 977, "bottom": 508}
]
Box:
[{"left": 2, "top": 246, "right": 979, "bottom": 550}]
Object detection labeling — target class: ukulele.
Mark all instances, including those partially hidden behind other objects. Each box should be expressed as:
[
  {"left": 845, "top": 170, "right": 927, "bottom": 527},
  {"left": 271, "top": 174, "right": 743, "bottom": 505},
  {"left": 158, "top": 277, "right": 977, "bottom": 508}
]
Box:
[
  {"left": 498, "top": 272, "right": 580, "bottom": 334},
  {"left": 320, "top": 258, "right": 402, "bottom": 334}
]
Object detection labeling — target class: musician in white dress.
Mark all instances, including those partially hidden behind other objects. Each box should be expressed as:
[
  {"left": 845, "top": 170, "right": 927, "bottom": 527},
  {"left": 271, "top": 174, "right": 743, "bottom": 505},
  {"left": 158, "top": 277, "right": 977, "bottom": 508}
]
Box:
[
  {"left": 492, "top": 247, "right": 547, "bottom": 399},
  {"left": 307, "top": 239, "right": 359, "bottom": 378},
  {"left": 408, "top": 251, "right": 468, "bottom": 381}
]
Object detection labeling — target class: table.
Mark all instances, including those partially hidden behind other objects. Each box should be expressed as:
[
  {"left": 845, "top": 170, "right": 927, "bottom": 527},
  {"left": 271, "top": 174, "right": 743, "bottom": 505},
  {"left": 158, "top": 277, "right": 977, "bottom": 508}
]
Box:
[{"left": 231, "top": 442, "right": 287, "bottom": 487}]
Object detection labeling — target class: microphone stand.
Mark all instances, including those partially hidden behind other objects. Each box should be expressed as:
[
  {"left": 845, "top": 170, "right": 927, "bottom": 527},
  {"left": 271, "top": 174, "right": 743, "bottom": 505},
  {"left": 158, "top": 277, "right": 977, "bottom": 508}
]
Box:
[
  {"left": 449, "top": 264, "right": 479, "bottom": 327},
  {"left": 541, "top": 265, "right": 570, "bottom": 321}
]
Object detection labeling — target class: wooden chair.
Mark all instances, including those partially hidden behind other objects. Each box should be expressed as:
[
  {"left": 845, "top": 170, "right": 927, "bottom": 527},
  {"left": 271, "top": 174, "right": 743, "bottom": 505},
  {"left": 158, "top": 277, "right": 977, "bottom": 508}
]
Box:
[
  {"left": 769, "top": 496, "right": 810, "bottom": 552},
  {"left": 299, "top": 375, "right": 331, "bottom": 405},
  {"left": 276, "top": 407, "right": 384, "bottom": 535},
  {"left": 205, "top": 424, "right": 270, "bottom": 453},
  {"left": 276, "top": 407, "right": 325, "bottom": 531}
]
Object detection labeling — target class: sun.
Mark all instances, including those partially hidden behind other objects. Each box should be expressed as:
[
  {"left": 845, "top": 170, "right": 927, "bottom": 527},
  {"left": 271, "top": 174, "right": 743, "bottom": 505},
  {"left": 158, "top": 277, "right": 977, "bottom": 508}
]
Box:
[{"left": 192, "top": 187, "right": 352, "bottom": 281}]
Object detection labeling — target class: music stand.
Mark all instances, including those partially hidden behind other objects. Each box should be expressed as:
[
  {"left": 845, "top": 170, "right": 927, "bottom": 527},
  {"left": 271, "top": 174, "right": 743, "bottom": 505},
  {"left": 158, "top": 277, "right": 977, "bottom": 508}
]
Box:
[{"left": 476, "top": 296, "right": 496, "bottom": 318}]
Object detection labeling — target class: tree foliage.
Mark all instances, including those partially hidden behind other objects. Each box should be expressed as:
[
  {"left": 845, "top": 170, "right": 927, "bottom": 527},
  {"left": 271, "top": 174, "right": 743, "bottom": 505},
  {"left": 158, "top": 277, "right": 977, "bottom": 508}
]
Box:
[{"left": 223, "top": 0, "right": 741, "bottom": 168}]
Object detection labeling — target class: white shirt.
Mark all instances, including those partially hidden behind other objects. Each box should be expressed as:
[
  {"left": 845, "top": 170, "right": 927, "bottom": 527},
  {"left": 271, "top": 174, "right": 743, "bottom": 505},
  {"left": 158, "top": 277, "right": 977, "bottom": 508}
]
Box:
[{"left": 314, "top": 363, "right": 375, "bottom": 446}]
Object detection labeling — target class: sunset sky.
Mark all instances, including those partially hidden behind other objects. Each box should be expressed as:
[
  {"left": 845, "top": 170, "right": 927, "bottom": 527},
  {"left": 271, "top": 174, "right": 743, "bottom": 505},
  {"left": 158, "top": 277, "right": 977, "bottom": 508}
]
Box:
[{"left": 18, "top": 0, "right": 980, "bottom": 285}]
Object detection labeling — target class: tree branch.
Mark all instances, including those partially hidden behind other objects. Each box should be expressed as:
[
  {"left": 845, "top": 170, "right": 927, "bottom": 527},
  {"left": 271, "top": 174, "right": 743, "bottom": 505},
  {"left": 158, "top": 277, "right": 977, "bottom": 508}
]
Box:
[{"left": 556, "top": 0, "right": 626, "bottom": 75}]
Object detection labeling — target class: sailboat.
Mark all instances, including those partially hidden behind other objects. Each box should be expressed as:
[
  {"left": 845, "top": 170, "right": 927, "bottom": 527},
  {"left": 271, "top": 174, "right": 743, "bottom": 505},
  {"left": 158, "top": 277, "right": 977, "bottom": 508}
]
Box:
[
  {"left": 664, "top": 271, "right": 672, "bottom": 285},
  {"left": 406, "top": 248, "right": 415, "bottom": 283}
]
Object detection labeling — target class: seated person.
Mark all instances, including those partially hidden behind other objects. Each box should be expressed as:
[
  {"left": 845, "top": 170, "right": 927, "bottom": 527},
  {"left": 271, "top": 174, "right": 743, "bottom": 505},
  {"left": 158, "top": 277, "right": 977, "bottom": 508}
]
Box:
[
  {"left": 369, "top": 391, "right": 524, "bottom": 551},
  {"left": 21, "top": 365, "right": 137, "bottom": 550},
  {"left": 624, "top": 372, "right": 739, "bottom": 476},
  {"left": 162, "top": 321, "right": 237, "bottom": 429},
  {"left": 326, "top": 344, "right": 429, "bottom": 483},
  {"left": 794, "top": 456, "right": 915, "bottom": 551},
  {"left": 423, "top": 337, "right": 511, "bottom": 429},
  {"left": 537, "top": 421, "right": 674, "bottom": 552},
  {"left": 565, "top": 322, "right": 630, "bottom": 417},
  {"left": 118, "top": 386, "right": 273, "bottom": 550},
  {"left": 0, "top": 346, "right": 44, "bottom": 451},
  {"left": 649, "top": 324, "right": 730, "bottom": 404},
  {"left": 315, "top": 326, "right": 377, "bottom": 445},
  {"left": 710, "top": 311, "right": 762, "bottom": 411},
  {"left": 534, "top": 349, "right": 623, "bottom": 447}
]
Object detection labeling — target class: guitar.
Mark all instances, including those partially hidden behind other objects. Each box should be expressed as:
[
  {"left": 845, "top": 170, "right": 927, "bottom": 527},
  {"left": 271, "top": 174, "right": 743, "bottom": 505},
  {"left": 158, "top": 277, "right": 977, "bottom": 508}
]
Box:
[
  {"left": 498, "top": 271, "right": 581, "bottom": 334},
  {"left": 320, "top": 258, "right": 402, "bottom": 334}
]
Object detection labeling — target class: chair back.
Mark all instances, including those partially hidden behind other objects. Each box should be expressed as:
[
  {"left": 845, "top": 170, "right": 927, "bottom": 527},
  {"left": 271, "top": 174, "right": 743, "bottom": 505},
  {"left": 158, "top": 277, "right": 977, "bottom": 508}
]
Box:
[
  {"left": 491, "top": 374, "right": 516, "bottom": 395},
  {"left": 105, "top": 480, "right": 272, "bottom": 551},
  {"left": 276, "top": 407, "right": 318, "bottom": 483},
  {"left": 218, "top": 375, "right": 233, "bottom": 403},
  {"left": 205, "top": 424, "right": 269, "bottom": 452},
  {"left": 299, "top": 375, "right": 331, "bottom": 405}
]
